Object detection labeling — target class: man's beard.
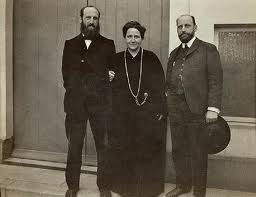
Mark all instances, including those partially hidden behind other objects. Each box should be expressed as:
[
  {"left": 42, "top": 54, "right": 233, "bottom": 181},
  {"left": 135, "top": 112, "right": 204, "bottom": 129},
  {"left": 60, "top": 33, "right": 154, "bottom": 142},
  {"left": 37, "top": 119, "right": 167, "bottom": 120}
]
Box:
[
  {"left": 178, "top": 31, "right": 194, "bottom": 43},
  {"left": 80, "top": 23, "right": 100, "bottom": 40}
]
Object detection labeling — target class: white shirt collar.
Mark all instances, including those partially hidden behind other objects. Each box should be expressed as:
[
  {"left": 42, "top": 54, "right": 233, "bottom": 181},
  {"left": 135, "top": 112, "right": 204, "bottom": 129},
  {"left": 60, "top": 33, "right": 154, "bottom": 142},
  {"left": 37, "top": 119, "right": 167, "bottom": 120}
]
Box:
[
  {"left": 182, "top": 36, "right": 196, "bottom": 48},
  {"left": 82, "top": 33, "right": 92, "bottom": 48},
  {"left": 84, "top": 40, "right": 92, "bottom": 48}
]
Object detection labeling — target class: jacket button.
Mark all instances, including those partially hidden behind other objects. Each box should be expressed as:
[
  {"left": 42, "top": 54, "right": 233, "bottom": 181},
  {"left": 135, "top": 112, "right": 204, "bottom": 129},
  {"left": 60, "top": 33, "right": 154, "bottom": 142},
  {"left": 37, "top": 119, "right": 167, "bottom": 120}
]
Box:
[{"left": 81, "top": 59, "right": 84, "bottom": 63}]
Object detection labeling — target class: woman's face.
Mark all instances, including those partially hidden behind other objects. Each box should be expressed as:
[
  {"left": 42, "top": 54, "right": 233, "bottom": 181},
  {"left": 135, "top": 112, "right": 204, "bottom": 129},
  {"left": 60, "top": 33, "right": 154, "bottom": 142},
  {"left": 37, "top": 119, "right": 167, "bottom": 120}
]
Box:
[{"left": 125, "top": 28, "right": 142, "bottom": 52}]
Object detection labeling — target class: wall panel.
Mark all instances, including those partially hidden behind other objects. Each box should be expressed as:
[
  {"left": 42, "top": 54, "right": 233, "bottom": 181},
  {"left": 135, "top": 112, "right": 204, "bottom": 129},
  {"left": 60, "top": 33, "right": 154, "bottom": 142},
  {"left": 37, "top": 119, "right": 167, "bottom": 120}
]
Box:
[
  {"left": 149, "top": 0, "right": 162, "bottom": 57},
  {"left": 115, "top": 0, "right": 127, "bottom": 52},
  {"left": 14, "top": 0, "right": 39, "bottom": 150},
  {"left": 127, "top": 0, "right": 139, "bottom": 20},
  {"left": 138, "top": 0, "right": 150, "bottom": 49}
]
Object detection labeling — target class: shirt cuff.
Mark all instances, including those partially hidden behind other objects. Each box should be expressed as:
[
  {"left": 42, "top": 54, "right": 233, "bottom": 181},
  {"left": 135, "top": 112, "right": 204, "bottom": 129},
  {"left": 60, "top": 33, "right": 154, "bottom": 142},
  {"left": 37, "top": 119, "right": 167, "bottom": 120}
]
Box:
[{"left": 207, "top": 107, "right": 220, "bottom": 114}]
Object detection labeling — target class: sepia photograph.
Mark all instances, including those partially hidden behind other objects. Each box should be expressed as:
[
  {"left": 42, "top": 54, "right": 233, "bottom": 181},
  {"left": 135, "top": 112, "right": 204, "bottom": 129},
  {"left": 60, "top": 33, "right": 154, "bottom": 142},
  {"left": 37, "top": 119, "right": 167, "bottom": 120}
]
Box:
[{"left": 0, "top": 0, "right": 255, "bottom": 197}]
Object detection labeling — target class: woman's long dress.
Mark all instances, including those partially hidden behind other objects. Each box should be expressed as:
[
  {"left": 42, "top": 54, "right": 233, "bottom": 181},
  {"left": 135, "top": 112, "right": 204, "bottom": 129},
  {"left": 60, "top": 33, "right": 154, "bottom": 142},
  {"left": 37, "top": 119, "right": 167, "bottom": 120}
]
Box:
[{"left": 109, "top": 48, "right": 167, "bottom": 197}]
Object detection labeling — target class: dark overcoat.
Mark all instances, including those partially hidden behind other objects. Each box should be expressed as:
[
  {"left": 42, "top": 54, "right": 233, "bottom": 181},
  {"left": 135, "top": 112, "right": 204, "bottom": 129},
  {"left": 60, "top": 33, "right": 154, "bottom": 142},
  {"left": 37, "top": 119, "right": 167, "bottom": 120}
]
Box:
[{"left": 109, "top": 49, "right": 167, "bottom": 197}]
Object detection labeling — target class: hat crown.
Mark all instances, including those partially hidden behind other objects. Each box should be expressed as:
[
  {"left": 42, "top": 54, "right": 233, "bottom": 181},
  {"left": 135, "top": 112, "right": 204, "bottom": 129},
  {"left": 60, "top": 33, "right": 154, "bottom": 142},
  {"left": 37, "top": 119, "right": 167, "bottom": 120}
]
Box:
[{"left": 202, "top": 116, "right": 231, "bottom": 154}]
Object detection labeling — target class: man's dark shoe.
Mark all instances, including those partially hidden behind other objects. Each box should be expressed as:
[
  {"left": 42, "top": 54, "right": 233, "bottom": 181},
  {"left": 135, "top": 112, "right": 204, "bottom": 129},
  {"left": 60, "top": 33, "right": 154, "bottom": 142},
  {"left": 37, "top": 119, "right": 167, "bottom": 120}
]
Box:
[
  {"left": 194, "top": 195, "right": 205, "bottom": 197},
  {"left": 193, "top": 192, "right": 206, "bottom": 197},
  {"left": 100, "top": 189, "right": 112, "bottom": 197},
  {"left": 65, "top": 189, "right": 78, "bottom": 197},
  {"left": 166, "top": 187, "right": 190, "bottom": 197}
]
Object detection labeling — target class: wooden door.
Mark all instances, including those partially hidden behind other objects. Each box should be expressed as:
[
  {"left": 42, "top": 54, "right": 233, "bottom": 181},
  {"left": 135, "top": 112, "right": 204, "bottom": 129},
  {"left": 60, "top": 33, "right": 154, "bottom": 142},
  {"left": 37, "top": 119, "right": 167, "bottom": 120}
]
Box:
[{"left": 13, "top": 0, "right": 169, "bottom": 165}]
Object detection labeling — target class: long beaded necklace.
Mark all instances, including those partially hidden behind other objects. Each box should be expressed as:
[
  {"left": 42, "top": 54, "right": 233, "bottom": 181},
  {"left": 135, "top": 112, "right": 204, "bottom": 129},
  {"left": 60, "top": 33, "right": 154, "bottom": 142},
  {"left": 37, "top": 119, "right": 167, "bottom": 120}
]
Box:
[{"left": 124, "top": 48, "right": 148, "bottom": 106}]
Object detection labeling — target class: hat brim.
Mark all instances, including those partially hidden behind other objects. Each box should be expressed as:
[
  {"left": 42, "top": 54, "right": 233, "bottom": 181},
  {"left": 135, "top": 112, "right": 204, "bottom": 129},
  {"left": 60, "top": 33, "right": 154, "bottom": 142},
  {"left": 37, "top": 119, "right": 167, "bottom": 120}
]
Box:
[{"left": 202, "top": 116, "right": 231, "bottom": 154}]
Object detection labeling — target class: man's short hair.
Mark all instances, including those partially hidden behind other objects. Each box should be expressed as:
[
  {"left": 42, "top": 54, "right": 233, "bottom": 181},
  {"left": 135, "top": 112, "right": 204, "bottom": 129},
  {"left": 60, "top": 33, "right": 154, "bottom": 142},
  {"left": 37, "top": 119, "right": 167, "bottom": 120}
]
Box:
[
  {"left": 176, "top": 14, "right": 196, "bottom": 26},
  {"left": 80, "top": 6, "right": 101, "bottom": 19}
]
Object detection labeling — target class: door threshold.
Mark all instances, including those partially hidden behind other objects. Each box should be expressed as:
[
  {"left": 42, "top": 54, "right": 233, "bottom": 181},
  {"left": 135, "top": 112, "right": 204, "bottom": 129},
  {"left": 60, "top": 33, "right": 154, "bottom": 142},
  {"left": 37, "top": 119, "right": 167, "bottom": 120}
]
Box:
[{"left": 3, "top": 157, "right": 97, "bottom": 174}]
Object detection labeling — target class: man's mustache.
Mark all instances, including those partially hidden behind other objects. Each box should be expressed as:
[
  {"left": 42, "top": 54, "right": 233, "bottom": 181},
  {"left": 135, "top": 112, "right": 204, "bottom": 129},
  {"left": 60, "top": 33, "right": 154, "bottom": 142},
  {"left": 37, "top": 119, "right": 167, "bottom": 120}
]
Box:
[
  {"left": 181, "top": 32, "right": 189, "bottom": 36},
  {"left": 88, "top": 24, "right": 95, "bottom": 28}
]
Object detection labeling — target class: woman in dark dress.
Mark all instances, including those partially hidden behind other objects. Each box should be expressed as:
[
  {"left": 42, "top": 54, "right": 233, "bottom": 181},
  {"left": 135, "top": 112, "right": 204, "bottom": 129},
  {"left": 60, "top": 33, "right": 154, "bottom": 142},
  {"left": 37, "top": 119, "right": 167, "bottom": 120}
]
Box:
[{"left": 109, "top": 21, "right": 167, "bottom": 197}]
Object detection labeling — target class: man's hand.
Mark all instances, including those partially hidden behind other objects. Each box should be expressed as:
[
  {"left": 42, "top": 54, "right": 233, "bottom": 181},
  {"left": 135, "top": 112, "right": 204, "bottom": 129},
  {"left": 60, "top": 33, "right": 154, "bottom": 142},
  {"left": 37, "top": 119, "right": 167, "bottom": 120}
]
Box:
[
  {"left": 109, "top": 70, "right": 115, "bottom": 82},
  {"left": 205, "top": 110, "right": 218, "bottom": 123}
]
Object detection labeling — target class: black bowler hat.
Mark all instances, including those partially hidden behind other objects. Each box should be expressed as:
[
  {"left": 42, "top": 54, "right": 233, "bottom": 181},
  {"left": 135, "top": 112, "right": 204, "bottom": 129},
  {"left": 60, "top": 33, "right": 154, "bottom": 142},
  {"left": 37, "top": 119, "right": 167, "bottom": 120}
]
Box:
[{"left": 201, "top": 116, "right": 231, "bottom": 154}]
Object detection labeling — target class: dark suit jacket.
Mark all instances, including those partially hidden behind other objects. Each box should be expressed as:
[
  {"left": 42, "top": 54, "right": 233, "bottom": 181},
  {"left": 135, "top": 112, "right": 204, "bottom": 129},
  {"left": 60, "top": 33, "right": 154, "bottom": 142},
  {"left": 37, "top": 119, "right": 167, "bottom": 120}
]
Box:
[
  {"left": 166, "top": 38, "right": 223, "bottom": 115},
  {"left": 62, "top": 33, "right": 115, "bottom": 114}
]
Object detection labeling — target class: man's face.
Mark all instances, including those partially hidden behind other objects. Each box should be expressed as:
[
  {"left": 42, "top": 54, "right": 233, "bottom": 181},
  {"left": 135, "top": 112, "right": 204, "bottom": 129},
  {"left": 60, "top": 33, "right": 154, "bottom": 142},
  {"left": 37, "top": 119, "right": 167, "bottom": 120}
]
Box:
[
  {"left": 176, "top": 16, "right": 197, "bottom": 43},
  {"left": 80, "top": 7, "right": 100, "bottom": 38}
]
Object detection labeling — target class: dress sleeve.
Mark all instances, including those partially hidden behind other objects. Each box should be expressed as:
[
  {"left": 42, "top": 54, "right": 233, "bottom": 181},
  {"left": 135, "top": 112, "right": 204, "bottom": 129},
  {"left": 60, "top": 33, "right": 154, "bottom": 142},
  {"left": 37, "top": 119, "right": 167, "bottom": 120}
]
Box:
[
  {"left": 107, "top": 40, "right": 116, "bottom": 71},
  {"left": 149, "top": 52, "right": 168, "bottom": 116}
]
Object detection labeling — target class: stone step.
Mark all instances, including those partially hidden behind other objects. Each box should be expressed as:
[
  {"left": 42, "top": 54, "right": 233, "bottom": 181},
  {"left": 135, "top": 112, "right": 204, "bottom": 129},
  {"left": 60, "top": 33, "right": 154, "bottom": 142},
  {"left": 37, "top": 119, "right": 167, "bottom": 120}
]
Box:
[
  {"left": 4, "top": 157, "right": 97, "bottom": 173},
  {"left": 0, "top": 163, "right": 99, "bottom": 197},
  {"left": 0, "top": 163, "right": 256, "bottom": 197}
]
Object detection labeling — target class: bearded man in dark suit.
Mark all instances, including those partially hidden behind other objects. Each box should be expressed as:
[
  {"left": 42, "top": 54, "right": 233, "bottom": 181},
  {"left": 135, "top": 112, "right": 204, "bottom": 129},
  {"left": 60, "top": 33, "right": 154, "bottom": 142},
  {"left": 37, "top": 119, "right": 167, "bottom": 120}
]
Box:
[
  {"left": 165, "top": 15, "right": 223, "bottom": 197},
  {"left": 62, "top": 6, "right": 115, "bottom": 197}
]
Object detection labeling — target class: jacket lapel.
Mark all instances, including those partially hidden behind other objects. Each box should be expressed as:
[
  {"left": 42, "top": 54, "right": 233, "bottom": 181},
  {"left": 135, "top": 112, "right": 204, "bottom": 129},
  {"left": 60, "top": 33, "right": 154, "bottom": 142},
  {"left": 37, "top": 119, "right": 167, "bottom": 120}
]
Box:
[
  {"left": 87, "top": 34, "right": 102, "bottom": 50},
  {"left": 169, "top": 45, "right": 181, "bottom": 62},
  {"left": 186, "top": 38, "right": 200, "bottom": 56},
  {"left": 75, "top": 33, "right": 87, "bottom": 51},
  {"left": 166, "top": 46, "right": 180, "bottom": 80}
]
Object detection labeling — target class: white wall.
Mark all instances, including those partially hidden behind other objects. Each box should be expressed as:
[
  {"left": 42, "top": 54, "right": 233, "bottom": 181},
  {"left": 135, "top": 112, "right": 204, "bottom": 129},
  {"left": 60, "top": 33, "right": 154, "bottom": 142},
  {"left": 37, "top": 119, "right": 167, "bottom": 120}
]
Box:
[
  {"left": 0, "top": 0, "right": 13, "bottom": 140},
  {"left": 190, "top": 0, "right": 256, "bottom": 44},
  {"left": 170, "top": 0, "right": 256, "bottom": 49},
  {"left": 169, "top": 0, "right": 190, "bottom": 51},
  {"left": 168, "top": 0, "right": 256, "bottom": 158},
  {"left": 0, "top": 0, "right": 7, "bottom": 140}
]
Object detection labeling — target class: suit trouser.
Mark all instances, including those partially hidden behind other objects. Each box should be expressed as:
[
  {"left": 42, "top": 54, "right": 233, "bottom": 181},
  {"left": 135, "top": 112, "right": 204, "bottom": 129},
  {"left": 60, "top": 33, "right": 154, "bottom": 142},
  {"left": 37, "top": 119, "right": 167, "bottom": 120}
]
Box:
[
  {"left": 167, "top": 93, "right": 207, "bottom": 196},
  {"left": 65, "top": 109, "right": 111, "bottom": 191}
]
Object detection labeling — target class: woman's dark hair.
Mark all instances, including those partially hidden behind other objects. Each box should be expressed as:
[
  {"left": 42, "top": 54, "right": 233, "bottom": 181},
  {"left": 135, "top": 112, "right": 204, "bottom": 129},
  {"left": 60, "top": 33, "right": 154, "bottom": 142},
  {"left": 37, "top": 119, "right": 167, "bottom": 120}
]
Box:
[{"left": 122, "top": 21, "right": 146, "bottom": 39}]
